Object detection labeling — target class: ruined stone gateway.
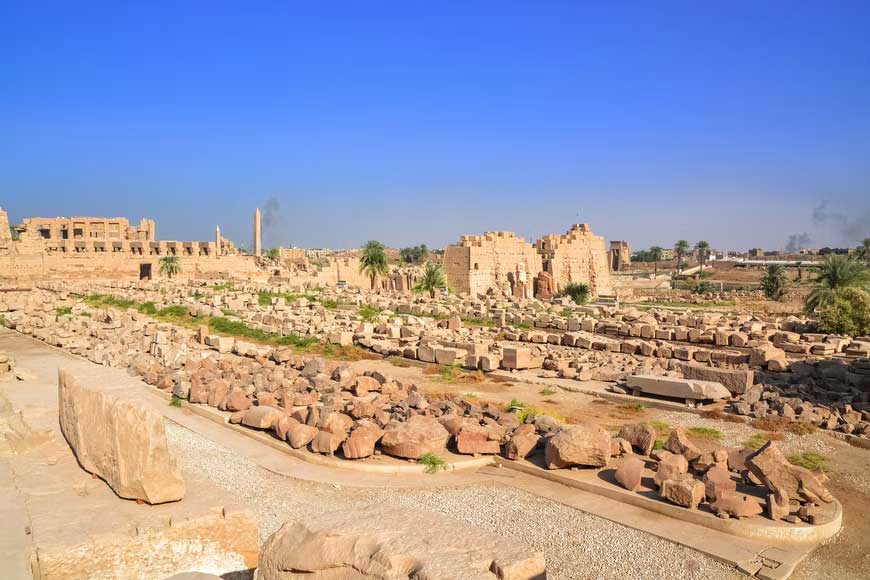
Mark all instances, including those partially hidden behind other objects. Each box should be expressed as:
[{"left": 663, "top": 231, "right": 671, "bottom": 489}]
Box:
[{"left": 442, "top": 224, "right": 612, "bottom": 298}]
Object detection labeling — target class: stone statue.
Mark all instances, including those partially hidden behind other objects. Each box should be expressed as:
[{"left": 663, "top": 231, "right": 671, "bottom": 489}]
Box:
[{"left": 535, "top": 271, "right": 555, "bottom": 301}]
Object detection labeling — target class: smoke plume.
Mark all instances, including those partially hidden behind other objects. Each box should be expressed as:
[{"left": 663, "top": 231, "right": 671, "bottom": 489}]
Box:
[
  {"left": 784, "top": 233, "right": 811, "bottom": 253},
  {"left": 260, "top": 197, "right": 284, "bottom": 247},
  {"left": 812, "top": 201, "right": 870, "bottom": 246}
]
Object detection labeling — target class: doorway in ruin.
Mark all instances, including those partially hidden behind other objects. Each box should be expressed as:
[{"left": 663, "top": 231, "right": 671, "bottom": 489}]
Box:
[{"left": 139, "top": 263, "right": 152, "bottom": 280}]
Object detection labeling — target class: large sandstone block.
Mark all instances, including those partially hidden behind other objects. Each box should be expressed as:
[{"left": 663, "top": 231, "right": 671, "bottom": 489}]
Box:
[
  {"left": 544, "top": 424, "right": 610, "bottom": 469},
  {"left": 679, "top": 363, "right": 754, "bottom": 396},
  {"left": 502, "top": 347, "right": 531, "bottom": 370},
  {"left": 746, "top": 441, "right": 834, "bottom": 504},
  {"left": 380, "top": 415, "right": 449, "bottom": 459},
  {"left": 57, "top": 369, "right": 185, "bottom": 504},
  {"left": 626, "top": 374, "right": 730, "bottom": 401},
  {"left": 259, "top": 506, "right": 546, "bottom": 580}
]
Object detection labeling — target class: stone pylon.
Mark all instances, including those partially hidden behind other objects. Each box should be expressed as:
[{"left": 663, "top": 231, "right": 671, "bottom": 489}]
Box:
[{"left": 253, "top": 208, "right": 262, "bottom": 257}]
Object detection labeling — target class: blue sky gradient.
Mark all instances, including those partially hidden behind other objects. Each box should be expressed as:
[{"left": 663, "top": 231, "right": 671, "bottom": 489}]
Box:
[{"left": 1, "top": 1, "right": 868, "bottom": 251}]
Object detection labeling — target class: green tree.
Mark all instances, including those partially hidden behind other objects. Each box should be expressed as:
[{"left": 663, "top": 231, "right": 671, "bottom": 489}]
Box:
[
  {"left": 158, "top": 255, "right": 181, "bottom": 279},
  {"left": 563, "top": 282, "right": 590, "bottom": 305},
  {"left": 674, "top": 240, "right": 689, "bottom": 273},
  {"left": 413, "top": 262, "right": 447, "bottom": 298},
  {"left": 265, "top": 248, "right": 280, "bottom": 260},
  {"left": 857, "top": 238, "right": 870, "bottom": 263},
  {"left": 760, "top": 264, "right": 789, "bottom": 300},
  {"left": 649, "top": 246, "right": 664, "bottom": 278},
  {"left": 695, "top": 240, "right": 710, "bottom": 273},
  {"left": 816, "top": 287, "right": 870, "bottom": 336},
  {"left": 399, "top": 244, "right": 429, "bottom": 263},
  {"left": 359, "top": 240, "right": 390, "bottom": 289},
  {"left": 804, "top": 254, "right": 870, "bottom": 313},
  {"left": 9, "top": 226, "right": 19, "bottom": 241}
]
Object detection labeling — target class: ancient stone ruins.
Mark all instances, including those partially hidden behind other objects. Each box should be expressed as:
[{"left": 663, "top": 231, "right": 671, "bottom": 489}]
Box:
[{"left": 0, "top": 205, "right": 865, "bottom": 580}]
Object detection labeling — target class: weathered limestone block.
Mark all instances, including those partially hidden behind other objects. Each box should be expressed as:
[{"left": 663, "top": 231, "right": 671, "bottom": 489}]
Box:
[
  {"left": 258, "top": 507, "right": 546, "bottom": 580},
  {"left": 502, "top": 347, "right": 531, "bottom": 370},
  {"left": 341, "top": 420, "right": 384, "bottom": 459},
  {"left": 663, "top": 427, "right": 702, "bottom": 462},
  {"left": 615, "top": 456, "right": 645, "bottom": 491},
  {"left": 710, "top": 491, "right": 763, "bottom": 519},
  {"left": 660, "top": 475, "right": 704, "bottom": 509},
  {"left": 679, "top": 363, "right": 754, "bottom": 396},
  {"left": 57, "top": 369, "right": 185, "bottom": 504},
  {"left": 654, "top": 452, "right": 688, "bottom": 487},
  {"left": 703, "top": 466, "right": 736, "bottom": 500},
  {"left": 544, "top": 424, "right": 610, "bottom": 469},
  {"left": 746, "top": 441, "right": 834, "bottom": 504},
  {"left": 505, "top": 424, "right": 540, "bottom": 460},
  {"left": 456, "top": 423, "right": 501, "bottom": 455},
  {"left": 381, "top": 415, "right": 450, "bottom": 459},
  {"left": 627, "top": 374, "right": 730, "bottom": 401},
  {"left": 617, "top": 423, "right": 656, "bottom": 456}
]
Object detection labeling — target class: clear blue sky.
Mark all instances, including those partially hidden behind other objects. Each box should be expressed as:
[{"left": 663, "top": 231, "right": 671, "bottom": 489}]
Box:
[{"left": 1, "top": 1, "right": 868, "bottom": 252}]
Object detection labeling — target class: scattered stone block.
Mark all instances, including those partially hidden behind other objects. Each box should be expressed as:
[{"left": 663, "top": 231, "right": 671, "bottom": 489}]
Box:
[{"left": 57, "top": 369, "right": 185, "bottom": 504}]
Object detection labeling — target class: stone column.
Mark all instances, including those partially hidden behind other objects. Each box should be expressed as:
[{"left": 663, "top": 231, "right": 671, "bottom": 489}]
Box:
[
  {"left": 215, "top": 226, "right": 222, "bottom": 257},
  {"left": 253, "top": 208, "right": 262, "bottom": 257}
]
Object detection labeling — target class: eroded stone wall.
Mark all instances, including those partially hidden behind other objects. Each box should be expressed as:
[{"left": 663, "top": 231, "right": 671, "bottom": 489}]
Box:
[
  {"left": 444, "top": 226, "right": 612, "bottom": 298},
  {"left": 443, "top": 232, "right": 542, "bottom": 296},
  {"left": 536, "top": 224, "right": 613, "bottom": 296}
]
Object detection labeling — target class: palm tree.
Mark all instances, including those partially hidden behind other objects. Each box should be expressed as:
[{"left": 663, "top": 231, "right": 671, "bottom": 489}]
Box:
[
  {"left": 359, "top": 240, "right": 390, "bottom": 290},
  {"left": 760, "top": 264, "right": 789, "bottom": 300},
  {"left": 159, "top": 255, "right": 181, "bottom": 279},
  {"left": 857, "top": 238, "right": 870, "bottom": 263},
  {"left": 674, "top": 240, "right": 689, "bottom": 273},
  {"left": 804, "top": 254, "right": 870, "bottom": 313},
  {"left": 413, "top": 262, "right": 447, "bottom": 298},
  {"left": 563, "top": 282, "right": 590, "bottom": 305},
  {"left": 695, "top": 240, "right": 710, "bottom": 274},
  {"left": 649, "top": 246, "right": 664, "bottom": 278}
]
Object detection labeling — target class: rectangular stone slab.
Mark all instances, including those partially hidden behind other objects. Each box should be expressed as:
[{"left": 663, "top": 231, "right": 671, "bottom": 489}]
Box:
[
  {"left": 627, "top": 374, "right": 730, "bottom": 401},
  {"left": 58, "top": 369, "right": 185, "bottom": 504}
]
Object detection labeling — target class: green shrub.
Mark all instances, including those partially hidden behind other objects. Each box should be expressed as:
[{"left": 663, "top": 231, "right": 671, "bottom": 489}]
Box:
[
  {"left": 743, "top": 434, "right": 768, "bottom": 449},
  {"left": 55, "top": 306, "right": 73, "bottom": 317},
  {"left": 787, "top": 451, "right": 827, "bottom": 471},
  {"left": 320, "top": 298, "right": 338, "bottom": 309},
  {"left": 692, "top": 281, "right": 716, "bottom": 295},
  {"left": 539, "top": 387, "right": 556, "bottom": 396},
  {"left": 139, "top": 301, "right": 158, "bottom": 315},
  {"left": 358, "top": 305, "right": 383, "bottom": 321},
  {"left": 156, "top": 305, "right": 189, "bottom": 318},
  {"left": 169, "top": 395, "right": 183, "bottom": 407},
  {"left": 648, "top": 420, "right": 671, "bottom": 433},
  {"left": 564, "top": 282, "right": 590, "bottom": 305},
  {"left": 417, "top": 452, "right": 448, "bottom": 474},
  {"left": 504, "top": 398, "right": 526, "bottom": 412},
  {"left": 652, "top": 439, "right": 664, "bottom": 451},
  {"left": 686, "top": 426, "right": 723, "bottom": 440},
  {"left": 816, "top": 287, "right": 870, "bottom": 336}
]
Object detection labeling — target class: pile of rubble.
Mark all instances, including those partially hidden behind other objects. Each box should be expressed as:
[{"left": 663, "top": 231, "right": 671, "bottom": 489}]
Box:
[{"left": 613, "top": 425, "right": 835, "bottom": 525}]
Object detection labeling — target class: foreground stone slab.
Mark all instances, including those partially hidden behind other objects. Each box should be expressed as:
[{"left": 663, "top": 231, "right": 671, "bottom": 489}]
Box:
[
  {"left": 679, "top": 363, "right": 754, "bottom": 396},
  {"left": 627, "top": 374, "right": 730, "bottom": 401},
  {"left": 259, "top": 506, "right": 546, "bottom": 580},
  {"left": 544, "top": 424, "right": 610, "bottom": 469},
  {"left": 58, "top": 369, "right": 185, "bottom": 504},
  {"left": 746, "top": 441, "right": 834, "bottom": 504}
]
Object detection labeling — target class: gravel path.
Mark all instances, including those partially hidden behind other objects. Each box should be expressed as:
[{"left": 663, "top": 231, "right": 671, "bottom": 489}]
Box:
[{"left": 165, "top": 423, "right": 742, "bottom": 580}]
